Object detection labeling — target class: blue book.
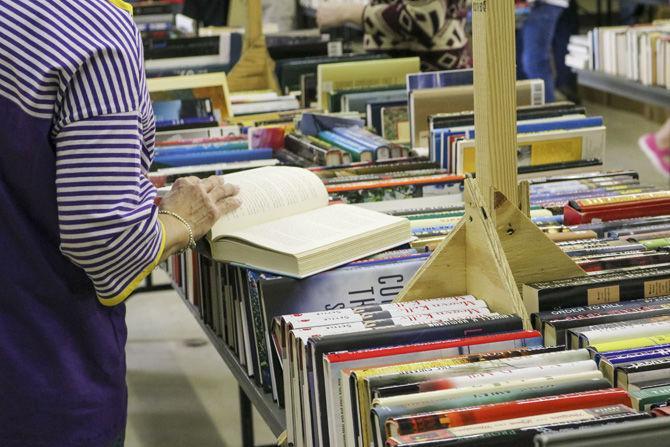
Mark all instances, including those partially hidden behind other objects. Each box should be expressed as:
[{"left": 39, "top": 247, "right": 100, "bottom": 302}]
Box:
[
  {"left": 155, "top": 141, "right": 249, "bottom": 157},
  {"left": 406, "top": 68, "right": 474, "bottom": 93},
  {"left": 154, "top": 148, "right": 273, "bottom": 167},
  {"left": 594, "top": 343, "right": 670, "bottom": 365}
]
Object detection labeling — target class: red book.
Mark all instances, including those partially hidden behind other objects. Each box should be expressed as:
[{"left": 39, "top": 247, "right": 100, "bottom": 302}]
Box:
[
  {"left": 155, "top": 135, "right": 245, "bottom": 147},
  {"left": 563, "top": 201, "right": 670, "bottom": 225},
  {"left": 324, "top": 330, "right": 543, "bottom": 365},
  {"left": 386, "top": 388, "right": 631, "bottom": 439}
]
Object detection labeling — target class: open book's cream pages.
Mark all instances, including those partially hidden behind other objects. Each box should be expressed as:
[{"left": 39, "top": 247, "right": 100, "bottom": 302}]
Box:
[
  {"left": 222, "top": 204, "right": 405, "bottom": 255},
  {"left": 210, "top": 166, "right": 329, "bottom": 238}
]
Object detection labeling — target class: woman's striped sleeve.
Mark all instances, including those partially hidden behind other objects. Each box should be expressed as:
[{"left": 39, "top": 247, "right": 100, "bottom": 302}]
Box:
[{"left": 54, "top": 112, "right": 164, "bottom": 306}]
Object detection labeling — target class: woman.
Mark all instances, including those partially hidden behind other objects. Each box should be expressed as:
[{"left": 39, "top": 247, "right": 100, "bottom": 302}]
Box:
[
  {"left": 316, "top": 0, "right": 471, "bottom": 72},
  {"left": 0, "top": 1, "right": 240, "bottom": 446},
  {"left": 639, "top": 119, "right": 670, "bottom": 177}
]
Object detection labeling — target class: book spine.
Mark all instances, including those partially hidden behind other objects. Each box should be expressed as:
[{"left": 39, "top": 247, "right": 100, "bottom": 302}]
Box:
[
  {"left": 372, "top": 377, "right": 612, "bottom": 445},
  {"left": 532, "top": 269, "right": 670, "bottom": 312},
  {"left": 154, "top": 148, "right": 273, "bottom": 168},
  {"left": 532, "top": 296, "right": 670, "bottom": 329},
  {"left": 574, "top": 191, "right": 670, "bottom": 209},
  {"left": 284, "top": 134, "right": 342, "bottom": 166},
  {"left": 376, "top": 360, "right": 597, "bottom": 399},
  {"left": 388, "top": 388, "right": 631, "bottom": 437},
  {"left": 390, "top": 413, "right": 650, "bottom": 447}
]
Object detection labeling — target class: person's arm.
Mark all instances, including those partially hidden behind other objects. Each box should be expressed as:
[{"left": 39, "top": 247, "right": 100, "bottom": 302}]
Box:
[
  {"left": 53, "top": 23, "right": 239, "bottom": 306},
  {"left": 316, "top": 2, "right": 366, "bottom": 29}
]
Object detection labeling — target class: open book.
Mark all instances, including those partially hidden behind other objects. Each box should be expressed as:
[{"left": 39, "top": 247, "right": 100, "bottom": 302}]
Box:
[{"left": 208, "top": 166, "right": 412, "bottom": 278}]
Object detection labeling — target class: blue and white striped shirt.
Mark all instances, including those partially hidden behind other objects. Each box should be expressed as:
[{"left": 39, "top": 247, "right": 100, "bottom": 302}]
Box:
[{"left": 0, "top": 0, "right": 162, "bottom": 445}]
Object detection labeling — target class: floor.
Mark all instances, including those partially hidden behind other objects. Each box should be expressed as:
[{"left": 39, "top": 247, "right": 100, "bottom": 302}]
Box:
[{"left": 124, "top": 101, "right": 669, "bottom": 447}]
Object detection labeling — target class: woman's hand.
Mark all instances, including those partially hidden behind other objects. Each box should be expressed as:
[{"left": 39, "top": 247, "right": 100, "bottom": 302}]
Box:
[
  {"left": 158, "top": 176, "right": 240, "bottom": 260},
  {"left": 160, "top": 175, "right": 240, "bottom": 240}
]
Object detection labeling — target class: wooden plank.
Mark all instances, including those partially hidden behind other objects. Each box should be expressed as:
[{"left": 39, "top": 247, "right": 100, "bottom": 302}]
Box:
[
  {"left": 493, "top": 190, "right": 586, "bottom": 292},
  {"left": 518, "top": 180, "right": 530, "bottom": 217},
  {"left": 394, "top": 219, "right": 467, "bottom": 302},
  {"left": 463, "top": 180, "right": 530, "bottom": 327},
  {"left": 473, "top": 0, "right": 518, "bottom": 209}
]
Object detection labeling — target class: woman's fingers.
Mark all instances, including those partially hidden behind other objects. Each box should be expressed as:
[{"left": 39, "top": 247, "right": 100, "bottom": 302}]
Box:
[
  {"left": 216, "top": 197, "right": 242, "bottom": 215},
  {"left": 201, "top": 175, "right": 223, "bottom": 193},
  {"left": 210, "top": 182, "right": 239, "bottom": 202}
]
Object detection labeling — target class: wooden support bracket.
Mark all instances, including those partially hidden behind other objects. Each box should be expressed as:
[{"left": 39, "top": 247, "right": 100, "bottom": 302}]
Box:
[
  {"left": 395, "top": 179, "right": 586, "bottom": 329},
  {"left": 226, "top": 0, "right": 280, "bottom": 93}
]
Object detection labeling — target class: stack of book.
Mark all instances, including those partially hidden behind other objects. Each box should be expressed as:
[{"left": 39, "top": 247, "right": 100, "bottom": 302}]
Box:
[
  {"left": 569, "top": 21, "right": 670, "bottom": 88},
  {"left": 525, "top": 273, "right": 670, "bottom": 407},
  {"left": 408, "top": 68, "right": 545, "bottom": 152},
  {"left": 429, "top": 101, "right": 606, "bottom": 176}
]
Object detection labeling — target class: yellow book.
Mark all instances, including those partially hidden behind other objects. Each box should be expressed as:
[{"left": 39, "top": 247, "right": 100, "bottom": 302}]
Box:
[
  {"left": 590, "top": 333, "right": 670, "bottom": 353},
  {"left": 458, "top": 126, "right": 605, "bottom": 174},
  {"left": 317, "top": 57, "right": 420, "bottom": 111},
  {"left": 147, "top": 72, "right": 233, "bottom": 121}
]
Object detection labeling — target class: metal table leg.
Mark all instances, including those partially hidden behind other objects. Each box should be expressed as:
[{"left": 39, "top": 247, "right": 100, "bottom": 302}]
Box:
[{"left": 240, "top": 387, "right": 255, "bottom": 446}]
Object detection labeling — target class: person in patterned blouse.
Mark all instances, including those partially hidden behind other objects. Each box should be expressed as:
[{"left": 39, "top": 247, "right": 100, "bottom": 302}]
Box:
[{"left": 317, "top": 0, "right": 472, "bottom": 72}]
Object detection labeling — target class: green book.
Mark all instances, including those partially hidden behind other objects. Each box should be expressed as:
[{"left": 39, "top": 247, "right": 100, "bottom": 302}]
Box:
[{"left": 629, "top": 384, "right": 670, "bottom": 410}]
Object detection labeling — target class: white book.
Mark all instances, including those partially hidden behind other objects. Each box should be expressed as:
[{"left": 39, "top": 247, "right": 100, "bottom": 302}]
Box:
[
  {"left": 231, "top": 97, "right": 300, "bottom": 115},
  {"left": 374, "top": 360, "right": 597, "bottom": 409},
  {"left": 208, "top": 167, "right": 412, "bottom": 278}
]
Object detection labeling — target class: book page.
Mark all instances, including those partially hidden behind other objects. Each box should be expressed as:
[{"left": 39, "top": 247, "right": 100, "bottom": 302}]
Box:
[
  {"left": 210, "top": 166, "right": 328, "bottom": 238},
  {"left": 222, "top": 204, "right": 405, "bottom": 255}
]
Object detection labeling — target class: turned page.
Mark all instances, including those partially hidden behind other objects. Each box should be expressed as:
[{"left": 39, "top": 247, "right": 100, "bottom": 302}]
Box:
[
  {"left": 223, "top": 204, "right": 406, "bottom": 255},
  {"left": 210, "top": 166, "right": 329, "bottom": 239}
]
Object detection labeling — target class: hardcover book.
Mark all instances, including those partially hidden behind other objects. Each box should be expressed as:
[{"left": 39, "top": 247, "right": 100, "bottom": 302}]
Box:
[
  {"left": 522, "top": 266, "right": 670, "bottom": 314},
  {"left": 207, "top": 166, "right": 412, "bottom": 278}
]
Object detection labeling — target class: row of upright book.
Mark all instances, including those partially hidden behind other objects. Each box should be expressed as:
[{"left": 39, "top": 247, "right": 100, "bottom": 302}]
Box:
[
  {"left": 567, "top": 21, "right": 670, "bottom": 88},
  {"left": 165, "top": 166, "right": 670, "bottom": 447}
]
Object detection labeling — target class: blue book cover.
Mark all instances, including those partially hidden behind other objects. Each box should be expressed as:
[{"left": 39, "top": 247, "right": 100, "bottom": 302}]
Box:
[
  {"left": 154, "top": 148, "right": 273, "bottom": 167},
  {"left": 594, "top": 342, "right": 670, "bottom": 365},
  {"left": 155, "top": 141, "right": 248, "bottom": 157},
  {"left": 406, "top": 68, "right": 474, "bottom": 93}
]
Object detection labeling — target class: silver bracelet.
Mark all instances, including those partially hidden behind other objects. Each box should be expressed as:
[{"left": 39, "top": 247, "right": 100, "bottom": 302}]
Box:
[{"left": 158, "top": 210, "right": 197, "bottom": 254}]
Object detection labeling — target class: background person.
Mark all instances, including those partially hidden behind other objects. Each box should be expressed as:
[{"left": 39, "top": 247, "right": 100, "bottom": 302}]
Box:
[{"left": 316, "top": 0, "right": 471, "bottom": 71}]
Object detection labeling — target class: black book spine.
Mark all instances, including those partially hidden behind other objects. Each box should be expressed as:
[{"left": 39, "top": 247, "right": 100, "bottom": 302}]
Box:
[
  {"left": 532, "top": 295, "right": 670, "bottom": 329},
  {"left": 144, "top": 37, "right": 220, "bottom": 60},
  {"left": 134, "top": 4, "right": 176, "bottom": 15},
  {"left": 311, "top": 315, "right": 523, "bottom": 447},
  {"left": 619, "top": 358, "right": 670, "bottom": 374},
  {"left": 536, "top": 270, "right": 670, "bottom": 312}
]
